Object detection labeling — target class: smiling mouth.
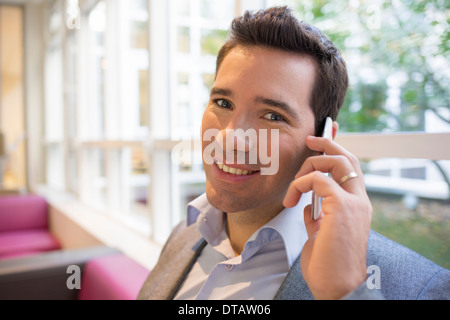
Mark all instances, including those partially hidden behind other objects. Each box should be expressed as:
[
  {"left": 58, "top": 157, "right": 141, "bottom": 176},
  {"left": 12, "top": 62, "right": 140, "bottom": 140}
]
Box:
[{"left": 215, "top": 161, "right": 259, "bottom": 176}]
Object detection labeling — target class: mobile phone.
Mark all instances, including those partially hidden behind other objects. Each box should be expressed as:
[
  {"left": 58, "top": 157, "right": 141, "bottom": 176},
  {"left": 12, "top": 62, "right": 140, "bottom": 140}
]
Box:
[{"left": 311, "top": 116, "right": 333, "bottom": 220}]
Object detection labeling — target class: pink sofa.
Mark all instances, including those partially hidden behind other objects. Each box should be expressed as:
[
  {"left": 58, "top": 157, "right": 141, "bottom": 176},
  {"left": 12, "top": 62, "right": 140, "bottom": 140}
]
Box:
[
  {"left": 0, "top": 194, "right": 61, "bottom": 259},
  {"left": 0, "top": 195, "right": 150, "bottom": 299},
  {"left": 0, "top": 246, "right": 151, "bottom": 300},
  {"left": 79, "top": 252, "right": 150, "bottom": 300}
]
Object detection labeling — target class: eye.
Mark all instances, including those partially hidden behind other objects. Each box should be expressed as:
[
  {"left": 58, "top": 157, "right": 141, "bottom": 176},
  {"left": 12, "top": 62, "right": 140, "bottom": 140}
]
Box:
[
  {"left": 214, "top": 99, "right": 232, "bottom": 109},
  {"left": 263, "top": 112, "right": 285, "bottom": 122}
]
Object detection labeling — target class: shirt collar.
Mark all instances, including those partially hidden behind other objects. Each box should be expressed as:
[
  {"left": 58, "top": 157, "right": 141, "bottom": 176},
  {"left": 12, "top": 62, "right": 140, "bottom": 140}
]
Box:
[
  {"left": 186, "top": 192, "right": 311, "bottom": 267},
  {"left": 255, "top": 193, "right": 310, "bottom": 266},
  {"left": 187, "top": 193, "right": 214, "bottom": 226}
]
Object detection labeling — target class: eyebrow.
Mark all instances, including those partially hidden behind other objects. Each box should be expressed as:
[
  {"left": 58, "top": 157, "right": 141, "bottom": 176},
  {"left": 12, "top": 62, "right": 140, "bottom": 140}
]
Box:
[{"left": 210, "top": 87, "right": 233, "bottom": 97}]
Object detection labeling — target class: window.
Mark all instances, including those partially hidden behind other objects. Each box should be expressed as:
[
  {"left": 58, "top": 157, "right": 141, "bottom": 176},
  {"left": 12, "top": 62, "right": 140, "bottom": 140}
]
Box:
[
  {"left": 43, "top": 1, "right": 152, "bottom": 228},
  {"left": 77, "top": 0, "right": 151, "bottom": 219}
]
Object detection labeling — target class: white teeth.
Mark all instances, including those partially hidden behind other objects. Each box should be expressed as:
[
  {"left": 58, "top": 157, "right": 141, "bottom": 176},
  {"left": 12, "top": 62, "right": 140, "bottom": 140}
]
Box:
[{"left": 216, "top": 161, "right": 255, "bottom": 175}]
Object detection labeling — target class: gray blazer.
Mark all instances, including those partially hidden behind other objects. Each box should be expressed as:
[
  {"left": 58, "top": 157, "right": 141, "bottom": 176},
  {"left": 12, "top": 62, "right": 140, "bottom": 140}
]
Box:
[{"left": 137, "top": 221, "right": 450, "bottom": 300}]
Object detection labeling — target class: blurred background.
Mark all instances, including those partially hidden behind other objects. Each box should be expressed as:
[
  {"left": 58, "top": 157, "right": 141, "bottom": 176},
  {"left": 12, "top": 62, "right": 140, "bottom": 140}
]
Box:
[{"left": 0, "top": 0, "right": 448, "bottom": 268}]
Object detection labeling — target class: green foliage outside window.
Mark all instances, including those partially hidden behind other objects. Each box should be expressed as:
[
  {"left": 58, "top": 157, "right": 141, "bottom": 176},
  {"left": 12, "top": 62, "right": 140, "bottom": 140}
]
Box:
[{"left": 290, "top": 0, "right": 449, "bottom": 133}]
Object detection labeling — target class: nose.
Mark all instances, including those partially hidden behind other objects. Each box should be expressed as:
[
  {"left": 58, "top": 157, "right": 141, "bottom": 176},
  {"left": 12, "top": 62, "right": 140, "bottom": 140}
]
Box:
[{"left": 217, "top": 116, "right": 256, "bottom": 153}]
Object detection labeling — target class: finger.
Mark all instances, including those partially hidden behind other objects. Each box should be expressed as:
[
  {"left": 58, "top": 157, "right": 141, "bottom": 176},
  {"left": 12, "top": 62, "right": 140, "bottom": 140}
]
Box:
[
  {"left": 305, "top": 136, "right": 363, "bottom": 176},
  {"left": 304, "top": 135, "right": 364, "bottom": 192},
  {"left": 283, "top": 171, "right": 339, "bottom": 207},
  {"left": 294, "top": 155, "right": 362, "bottom": 194}
]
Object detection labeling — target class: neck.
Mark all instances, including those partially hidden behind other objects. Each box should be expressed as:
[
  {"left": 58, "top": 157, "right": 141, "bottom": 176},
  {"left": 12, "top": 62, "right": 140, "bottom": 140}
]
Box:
[{"left": 225, "top": 202, "right": 284, "bottom": 255}]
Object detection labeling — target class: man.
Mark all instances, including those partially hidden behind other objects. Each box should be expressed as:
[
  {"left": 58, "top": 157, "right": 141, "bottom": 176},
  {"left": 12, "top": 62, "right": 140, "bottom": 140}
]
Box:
[{"left": 138, "top": 7, "right": 449, "bottom": 300}]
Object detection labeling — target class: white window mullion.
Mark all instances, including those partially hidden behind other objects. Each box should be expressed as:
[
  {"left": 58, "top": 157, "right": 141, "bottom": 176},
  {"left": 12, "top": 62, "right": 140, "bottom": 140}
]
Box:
[
  {"left": 104, "top": 0, "right": 120, "bottom": 140},
  {"left": 148, "top": 0, "right": 172, "bottom": 243},
  {"left": 104, "top": 148, "right": 117, "bottom": 216},
  {"left": 148, "top": 150, "right": 173, "bottom": 243}
]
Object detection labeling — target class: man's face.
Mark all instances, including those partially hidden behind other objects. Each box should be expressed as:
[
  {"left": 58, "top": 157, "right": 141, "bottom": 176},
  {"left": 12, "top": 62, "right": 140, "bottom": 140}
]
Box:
[{"left": 201, "top": 45, "right": 316, "bottom": 215}]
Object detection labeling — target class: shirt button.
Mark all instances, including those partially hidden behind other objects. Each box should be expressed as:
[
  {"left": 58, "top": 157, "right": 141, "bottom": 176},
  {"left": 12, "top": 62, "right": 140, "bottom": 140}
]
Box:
[{"left": 224, "top": 264, "right": 234, "bottom": 271}]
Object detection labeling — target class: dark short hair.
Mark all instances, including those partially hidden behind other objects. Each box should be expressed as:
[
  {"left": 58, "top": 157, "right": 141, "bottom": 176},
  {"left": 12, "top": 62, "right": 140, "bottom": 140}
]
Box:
[{"left": 215, "top": 6, "right": 348, "bottom": 135}]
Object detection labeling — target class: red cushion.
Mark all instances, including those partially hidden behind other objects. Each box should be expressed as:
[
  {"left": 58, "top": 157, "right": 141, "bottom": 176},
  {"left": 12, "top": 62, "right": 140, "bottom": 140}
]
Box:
[
  {"left": 79, "top": 253, "right": 150, "bottom": 300},
  {"left": 0, "top": 195, "right": 48, "bottom": 232},
  {"left": 0, "top": 229, "right": 61, "bottom": 258}
]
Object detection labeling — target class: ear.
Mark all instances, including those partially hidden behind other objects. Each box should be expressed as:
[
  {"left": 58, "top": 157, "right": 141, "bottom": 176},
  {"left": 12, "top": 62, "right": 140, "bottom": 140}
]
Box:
[{"left": 332, "top": 121, "right": 339, "bottom": 140}]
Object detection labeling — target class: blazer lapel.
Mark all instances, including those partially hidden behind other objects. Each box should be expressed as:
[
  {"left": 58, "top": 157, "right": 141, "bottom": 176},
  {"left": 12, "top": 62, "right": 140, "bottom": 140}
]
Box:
[
  {"left": 137, "top": 224, "right": 206, "bottom": 300},
  {"left": 274, "top": 255, "right": 314, "bottom": 300}
]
